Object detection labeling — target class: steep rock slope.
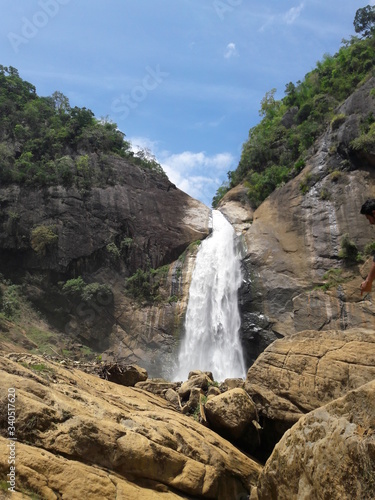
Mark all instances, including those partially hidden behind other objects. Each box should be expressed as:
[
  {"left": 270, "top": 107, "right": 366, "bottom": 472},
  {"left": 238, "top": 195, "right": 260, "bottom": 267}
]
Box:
[
  {"left": 221, "top": 77, "right": 375, "bottom": 360},
  {"left": 0, "top": 158, "right": 211, "bottom": 375}
]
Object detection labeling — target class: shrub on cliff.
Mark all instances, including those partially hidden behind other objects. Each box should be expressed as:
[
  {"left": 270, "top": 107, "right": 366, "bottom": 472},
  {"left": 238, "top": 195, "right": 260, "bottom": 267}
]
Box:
[
  {"left": 125, "top": 265, "right": 170, "bottom": 304},
  {"left": 30, "top": 226, "right": 58, "bottom": 256},
  {"left": 338, "top": 233, "right": 363, "bottom": 262},
  {"left": 62, "top": 277, "right": 112, "bottom": 306}
]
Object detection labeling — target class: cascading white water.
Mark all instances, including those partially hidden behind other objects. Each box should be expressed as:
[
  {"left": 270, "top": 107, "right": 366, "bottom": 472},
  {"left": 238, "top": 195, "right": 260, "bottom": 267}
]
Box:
[{"left": 174, "top": 210, "right": 246, "bottom": 381}]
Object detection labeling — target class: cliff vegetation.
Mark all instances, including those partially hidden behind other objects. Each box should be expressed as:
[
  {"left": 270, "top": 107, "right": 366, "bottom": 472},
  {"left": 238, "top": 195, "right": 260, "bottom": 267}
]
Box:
[
  {"left": 213, "top": 5, "right": 375, "bottom": 208},
  {"left": 0, "top": 65, "right": 165, "bottom": 189}
]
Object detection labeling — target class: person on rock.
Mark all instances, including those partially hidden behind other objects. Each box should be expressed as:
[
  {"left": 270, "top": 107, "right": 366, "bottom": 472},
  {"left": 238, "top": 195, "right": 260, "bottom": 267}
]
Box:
[{"left": 360, "top": 198, "right": 375, "bottom": 295}]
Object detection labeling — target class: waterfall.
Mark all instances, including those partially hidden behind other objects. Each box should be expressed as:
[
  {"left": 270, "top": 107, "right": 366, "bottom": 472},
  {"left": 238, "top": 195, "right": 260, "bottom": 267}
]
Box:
[{"left": 173, "top": 210, "right": 246, "bottom": 381}]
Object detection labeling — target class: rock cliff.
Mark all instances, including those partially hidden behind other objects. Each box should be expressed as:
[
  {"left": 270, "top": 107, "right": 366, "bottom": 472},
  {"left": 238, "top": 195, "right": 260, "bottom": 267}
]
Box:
[
  {"left": 220, "top": 77, "right": 375, "bottom": 362},
  {"left": 0, "top": 157, "right": 210, "bottom": 375}
]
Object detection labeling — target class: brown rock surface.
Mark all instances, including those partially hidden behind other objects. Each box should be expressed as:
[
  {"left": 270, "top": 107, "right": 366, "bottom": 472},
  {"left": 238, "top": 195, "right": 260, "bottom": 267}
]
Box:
[
  {"left": 205, "top": 388, "right": 258, "bottom": 440},
  {"left": 0, "top": 353, "right": 261, "bottom": 499},
  {"left": 245, "top": 328, "right": 375, "bottom": 425},
  {"left": 257, "top": 380, "right": 375, "bottom": 500},
  {"left": 0, "top": 437, "right": 187, "bottom": 500}
]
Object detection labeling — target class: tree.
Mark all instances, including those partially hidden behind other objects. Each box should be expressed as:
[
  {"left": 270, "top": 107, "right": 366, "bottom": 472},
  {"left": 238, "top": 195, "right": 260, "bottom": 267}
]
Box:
[
  {"left": 354, "top": 5, "right": 375, "bottom": 38},
  {"left": 51, "top": 91, "right": 70, "bottom": 114},
  {"left": 259, "top": 88, "right": 280, "bottom": 119}
]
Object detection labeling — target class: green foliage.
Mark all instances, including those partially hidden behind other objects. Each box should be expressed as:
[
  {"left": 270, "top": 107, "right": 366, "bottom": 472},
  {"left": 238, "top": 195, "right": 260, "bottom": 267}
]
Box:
[
  {"left": 319, "top": 188, "right": 330, "bottom": 201},
  {"left": 62, "top": 276, "right": 86, "bottom": 295},
  {"left": 120, "top": 237, "right": 134, "bottom": 250},
  {"left": 125, "top": 264, "right": 170, "bottom": 303},
  {"left": 30, "top": 225, "right": 58, "bottom": 255},
  {"left": 329, "top": 170, "right": 343, "bottom": 182},
  {"left": 212, "top": 181, "right": 230, "bottom": 208},
  {"left": 338, "top": 233, "right": 363, "bottom": 262},
  {"left": 62, "top": 277, "right": 112, "bottom": 304},
  {"left": 299, "top": 173, "right": 313, "bottom": 195},
  {"left": 244, "top": 165, "right": 289, "bottom": 207},
  {"left": 0, "top": 285, "right": 20, "bottom": 319},
  {"left": 167, "top": 295, "right": 179, "bottom": 303},
  {"left": 178, "top": 240, "right": 201, "bottom": 264},
  {"left": 316, "top": 268, "right": 349, "bottom": 291},
  {"left": 81, "top": 282, "right": 112, "bottom": 304},
  {"left": 293, "top": 158, "right": 306, "bottom": 173},
  {"left": 330, "top": 113, "right": 346, "bottom": 131},
  {"left": 364, "top": 240, "right": 375, "bottom": 256},
  {"left": 0, "top": 480, "right": 8, "bottom": 492},
  {"left": 351, "top": 122, "right": 375, "bottom": 152},
  {"left": 214, "top": 31, "right": 375, "bottom": 206},
  {"left": 106, "top": 242, "right": 121, "bottom": 260},
  {"left": 26, "top": 327, "right": 55, "bottom": 354},
  {"left": 27, "top": 363, "right": 52, "bottom": 373},
  {"left": 354, "top": 5, "right": 375, "bottom": 38},
  {"left": 0, "top": 65, "right": 167, "bottom": 188}
]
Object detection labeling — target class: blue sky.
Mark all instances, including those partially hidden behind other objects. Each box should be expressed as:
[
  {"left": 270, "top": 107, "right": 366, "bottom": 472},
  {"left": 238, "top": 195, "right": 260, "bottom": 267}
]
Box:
[{"left": 0, "top": 0, "right": 372, "bottom": 206}]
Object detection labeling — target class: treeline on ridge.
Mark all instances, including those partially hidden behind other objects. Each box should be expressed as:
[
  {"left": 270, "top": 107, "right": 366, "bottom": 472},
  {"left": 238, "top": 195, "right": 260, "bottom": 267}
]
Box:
[
  {"left": 0, "top": 65, "right": 165, "bottom": 189},
  {"left": 212, "top": 6, "right": 375, "bottom": 208}
]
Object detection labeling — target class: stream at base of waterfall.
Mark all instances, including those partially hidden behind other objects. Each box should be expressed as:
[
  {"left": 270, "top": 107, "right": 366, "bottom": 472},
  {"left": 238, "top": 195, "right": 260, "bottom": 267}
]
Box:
[{"left": 173, "top": 210, "right": 246, "bottom": 382}]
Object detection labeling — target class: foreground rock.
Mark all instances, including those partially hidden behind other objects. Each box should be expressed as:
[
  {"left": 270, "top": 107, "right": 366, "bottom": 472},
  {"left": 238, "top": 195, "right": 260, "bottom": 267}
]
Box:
[
  {"left": 0, "top": 353, "right": 261, "bottom": 499},
  {"left": 257, "top": 379, "right": 375, "bottom": 499},
  {"left": 205, "top": 388, "right": 260, "bottom": 452},
  {"left": 98, "top": 362, "right": 148, "bottom": 386},
  {"left": 245, "top": 328, "right": 375, "bottom": 456}
]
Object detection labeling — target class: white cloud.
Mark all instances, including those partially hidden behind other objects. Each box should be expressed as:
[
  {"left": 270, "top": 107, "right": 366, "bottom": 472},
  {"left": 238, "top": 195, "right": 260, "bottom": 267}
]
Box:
[
  {"left": 160, "top": 150, "right": 234, "bottom": 206},
  {"left": 128, "top": 137, "right": 235, "bottom": 206},
  {"left": 224, "top": 42, "right": 238, "bottom": 59},
  {"left": 128, "top": 136, "right": 159, "bottom": 155},
  {"left": 283, "top": 3, "right": 304, "bottom": 25}
]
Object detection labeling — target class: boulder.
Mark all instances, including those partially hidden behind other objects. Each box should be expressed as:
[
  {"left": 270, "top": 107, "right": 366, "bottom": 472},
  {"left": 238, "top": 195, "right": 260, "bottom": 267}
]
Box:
[
  {"left": 245, "top": 328, "right": 375, "bottom": 426},
  {"left": 0, "top": 437, "right": 186, "bottom": 500},
  {"left": 163, "top": 388, "right": 181, "bottom": 409},
  {"left": 244, "top": 327, "right": 375, "bottom": 460},
  {"left": 181, "top": 387, "right": 203, "bottom": 415},
  {"left": 205, "top": 388, "right": 258, "bottom": 441},
  {"left": 135, "top": 379, "right": 179, "bottom": 395},
  {"left": 99, "top": 363, "right": 148, "bottom": 386},
  {"left": 257, "top": 380, "right": 375, "bottom": 500},
  {"left": 178, "top": 372, "right": 213, "bottom": 400},
  {"left": 0, "top": 354, "right": 261, "bottom": 499}
]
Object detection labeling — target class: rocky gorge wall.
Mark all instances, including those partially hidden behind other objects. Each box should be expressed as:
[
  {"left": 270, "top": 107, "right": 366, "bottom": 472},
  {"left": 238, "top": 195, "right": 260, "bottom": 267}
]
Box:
[
  {"left": 0, "top": 158, "right": 211, "bottom": 376},
  {"left": 220, "top": 76, "right": 375, "bottom": 362}
]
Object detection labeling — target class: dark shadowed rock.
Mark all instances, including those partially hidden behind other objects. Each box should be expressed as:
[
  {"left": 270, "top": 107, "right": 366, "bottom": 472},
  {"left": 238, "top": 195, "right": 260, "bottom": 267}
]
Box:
[{"left": 98, "top": 363, "right": 148, "bottom": 386}]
